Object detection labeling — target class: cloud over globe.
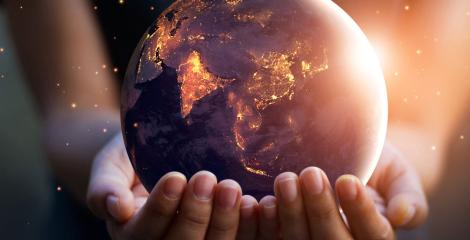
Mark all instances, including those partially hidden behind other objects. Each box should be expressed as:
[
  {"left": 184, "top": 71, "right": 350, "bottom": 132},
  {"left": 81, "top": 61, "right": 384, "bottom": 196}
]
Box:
[{"left": 121, "top": 0, "right": 387, "bottom": 199}]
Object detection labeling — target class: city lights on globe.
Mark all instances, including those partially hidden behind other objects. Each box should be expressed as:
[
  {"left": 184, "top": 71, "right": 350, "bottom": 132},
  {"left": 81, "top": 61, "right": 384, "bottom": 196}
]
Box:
[{"left": 121, "top": 0, "right": 387, "bottom": 198}]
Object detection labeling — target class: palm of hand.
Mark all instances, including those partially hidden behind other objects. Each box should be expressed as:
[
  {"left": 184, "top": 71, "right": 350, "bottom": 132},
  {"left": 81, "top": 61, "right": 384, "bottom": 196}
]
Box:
[{"left": 87, "top": 135, "right": 428, "bottom": 239}]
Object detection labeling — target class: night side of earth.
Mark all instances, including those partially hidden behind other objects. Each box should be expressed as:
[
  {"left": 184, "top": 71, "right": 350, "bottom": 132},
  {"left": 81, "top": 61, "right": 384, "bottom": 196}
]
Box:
[{"left": 121, "top": 0, "right": 387, "bottom": 199}]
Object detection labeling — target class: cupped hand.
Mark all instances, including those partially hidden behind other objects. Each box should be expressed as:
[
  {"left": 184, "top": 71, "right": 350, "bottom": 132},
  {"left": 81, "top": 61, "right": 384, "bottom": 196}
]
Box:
[
  {"left": 86, "top": 134, "right": 260, "bottom": 240},
  {"left": 269, "top": 142, "right": 428, "bottom": 239}
]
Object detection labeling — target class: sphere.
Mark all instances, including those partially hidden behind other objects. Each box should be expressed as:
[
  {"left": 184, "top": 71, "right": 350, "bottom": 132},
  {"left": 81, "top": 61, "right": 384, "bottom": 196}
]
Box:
[{"left": 121, "top": 0, "right": 387, "bottom": 198}]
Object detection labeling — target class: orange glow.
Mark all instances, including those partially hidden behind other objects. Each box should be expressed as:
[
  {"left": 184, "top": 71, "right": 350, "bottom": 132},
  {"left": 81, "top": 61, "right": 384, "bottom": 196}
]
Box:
[{"left": 178, "top": 51, "right": 234, "bottom": 117}]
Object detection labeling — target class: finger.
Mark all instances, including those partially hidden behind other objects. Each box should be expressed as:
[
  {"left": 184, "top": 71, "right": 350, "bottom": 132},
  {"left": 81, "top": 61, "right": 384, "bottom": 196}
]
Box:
[
  {"left": 236, "top": 195, "right": 259, "bottom": 240},
  {"left": 166, "top": 171, "right": 217, "bottom": 240},
  {"left": 206, "top": 179, "right": 242, "bottom": 240},
  {"left": 337, "top": 175, "right": 395, "bottom": 240},
  {"left": 299, "top": 167, "right": 352, "bottom": 239},
  {"left": 387, "top": 192, "right": 427, "bottom": 229},
  {"left": 274, "top": 172, "right": 310, "bottom": 239},
  {"left": 258, "top": 195, "right": 279, "bottom": 240},
  {"left": 123, "top": 172, "right": 186, "bottom": 239},
  {"left": 86, "top": 136, "right": 136, "bottom": 222}
]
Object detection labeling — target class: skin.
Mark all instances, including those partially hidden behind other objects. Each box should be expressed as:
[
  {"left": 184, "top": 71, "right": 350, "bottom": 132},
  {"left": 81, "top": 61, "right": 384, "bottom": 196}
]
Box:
[
  {"left": 271, "top": 143, "right": 428, "bottom": 239},
  {"left": 5, "top": 0, "right": 470, "bottom": 239},
  {"left": 87, "top": 134, "right": 257, "bottom": 239}
]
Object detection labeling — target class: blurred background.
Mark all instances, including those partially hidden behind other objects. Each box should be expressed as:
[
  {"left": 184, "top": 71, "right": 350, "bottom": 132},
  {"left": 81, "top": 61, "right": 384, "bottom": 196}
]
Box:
[{"left": 0, "top": 0, "right": 469, "bottom": 239}]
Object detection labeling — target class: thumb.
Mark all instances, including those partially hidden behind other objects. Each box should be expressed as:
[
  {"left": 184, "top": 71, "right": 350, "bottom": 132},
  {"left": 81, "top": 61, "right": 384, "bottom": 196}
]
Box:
[
  {"left": 87, "top": 134, "right": 136, "bottom": 222},
  {"left": 374, "top": 145, "right": 429, "bottom": 228}
]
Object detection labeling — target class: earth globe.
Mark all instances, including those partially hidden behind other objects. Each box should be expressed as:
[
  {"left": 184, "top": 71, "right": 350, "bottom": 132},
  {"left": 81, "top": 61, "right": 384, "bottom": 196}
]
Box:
[{"left": 121, "top": 0, "right": 387, "bottom": 199}]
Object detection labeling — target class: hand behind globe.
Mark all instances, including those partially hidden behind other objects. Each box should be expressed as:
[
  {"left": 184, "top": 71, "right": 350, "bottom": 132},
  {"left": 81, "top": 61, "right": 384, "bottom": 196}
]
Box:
[{"left": 121, "top": 0, "right": 387, "bottom": 199}]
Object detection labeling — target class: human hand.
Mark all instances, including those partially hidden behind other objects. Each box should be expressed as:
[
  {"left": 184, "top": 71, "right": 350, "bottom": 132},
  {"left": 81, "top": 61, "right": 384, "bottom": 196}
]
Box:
[
  {"left": 266, "top": 142, "right": 428, "bottom": 239},
  {"left": 86, "top": 134, "right": 260, "bottom": 240}
]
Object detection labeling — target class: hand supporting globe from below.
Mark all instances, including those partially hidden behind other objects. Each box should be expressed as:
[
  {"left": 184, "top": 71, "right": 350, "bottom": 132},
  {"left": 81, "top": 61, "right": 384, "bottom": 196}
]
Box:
[{"left": 121, "top": 0, "right": 387, "bottom": 199}]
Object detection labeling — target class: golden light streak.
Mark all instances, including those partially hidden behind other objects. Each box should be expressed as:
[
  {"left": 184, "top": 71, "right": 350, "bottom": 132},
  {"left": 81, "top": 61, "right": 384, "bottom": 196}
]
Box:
[
  {"left": 225, "top": 0, "right": 242, "bottom": 7},
  {"left": 242, "top": 160, "right": 270, "bottom": 176}
]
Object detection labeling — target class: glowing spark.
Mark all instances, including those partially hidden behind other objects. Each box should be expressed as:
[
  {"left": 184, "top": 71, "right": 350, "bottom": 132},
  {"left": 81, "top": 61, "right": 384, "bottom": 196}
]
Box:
[
  {"left": 57, "top": 186, "right": 62, "bottom": 192},
  {"left": 133, "top": 122, "right": 139, "bottom": 128},
  {"left": 150, "top": 6, "right": 155, "bottom": 11},
  {"left": 93, "top": 104, "right": 99, "bottom": 108},
  {"left": 0, "top": 48, "right": 4, "bottom": 53},
  {"left": 93, "top": 6, "right": 98, "bottom": 10},
  {"left": 460, "top": 135, "right": 465, "bottom": 140},
  {"left": 404, "top": 5, "right": 410, "bottom": 11},
  {"left": 416, "top": 49, "right": 422, "bottom": 55},
  {"left": 394, "top": 72, "right": 399, "bottom": 77},
  {"left": 71, "top": 103, "right": 77, "bottom": 109},
  {"left": 101, "top": 64, "right": 107, "bottom": 69},
  {"left": 102, "top": 128, "right": 108, "bottom": 133},
  {"left": 118, "top": 0, "right": 125, "bottom": 5},
  {"left": 431, "top": 145, "right": 436, "bottom": 151},
  {"left": 113, "top": 67, "right": 119, "bottom": 73}
]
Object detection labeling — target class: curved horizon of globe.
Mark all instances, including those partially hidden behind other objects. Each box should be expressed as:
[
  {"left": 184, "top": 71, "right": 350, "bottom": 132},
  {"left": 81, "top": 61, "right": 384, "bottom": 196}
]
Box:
[{"left": 122, "top": 0, "right": 387, "bottom": 199}]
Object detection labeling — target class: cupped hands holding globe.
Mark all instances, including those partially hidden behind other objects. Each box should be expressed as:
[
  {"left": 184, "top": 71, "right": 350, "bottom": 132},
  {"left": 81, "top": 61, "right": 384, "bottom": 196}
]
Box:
[
  {"left": 87, "top": 134, "right": 427, "bottom": 240},
  {"left": 87, "top": 0, "right": 428, "bottom": 238}
]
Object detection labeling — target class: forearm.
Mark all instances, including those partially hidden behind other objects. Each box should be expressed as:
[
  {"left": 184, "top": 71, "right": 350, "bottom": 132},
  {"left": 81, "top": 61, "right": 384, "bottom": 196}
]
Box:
[
  {"left": 44, "top": 111, "right": 120, "bottom": 203},
  {"left": 5, "top": 0, "right": 119, "bottom": 203}
]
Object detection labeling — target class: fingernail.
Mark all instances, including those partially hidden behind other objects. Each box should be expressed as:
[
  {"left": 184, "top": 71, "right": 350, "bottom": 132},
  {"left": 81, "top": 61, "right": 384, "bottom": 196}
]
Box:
[
  {"left": 301, "top": 167, "right": 324, "bottom": 195},
  {"left": 216, "top": 182, "right": 240, "bottom": 210},
  {"left": 278, "top": 174, "right": 298, "bottom": 203},
  {"left": 240, "top": 198, "right": 255, "bottom": 219},
  {"left": 402, "top": 205, "right": 416, "bottom": 225},
  {"left": 193, "top": 172, "right": 216, "bottom": 201},
  {"left": 260, "top": 196, "right": 277, "bottom": 219},
  {"left": 106, "top": 195, "right": 120, "bottom": 219},
  {"left": 337, "top": 175, "right": 358, "bottom": 201},
  {"left": 163, "top": 173, "right": 186, "bottom": 200},
  {"left": 398, "top": 202, "right": 416, "bottom": 226}
]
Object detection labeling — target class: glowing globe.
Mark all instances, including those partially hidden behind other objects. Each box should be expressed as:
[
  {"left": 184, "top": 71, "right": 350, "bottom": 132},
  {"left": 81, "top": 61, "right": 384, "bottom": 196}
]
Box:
[{"left": 121, "top": 0, "right": 387, "bottom": 198}]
